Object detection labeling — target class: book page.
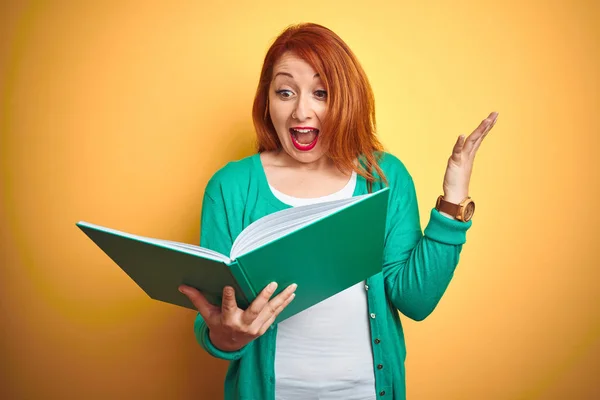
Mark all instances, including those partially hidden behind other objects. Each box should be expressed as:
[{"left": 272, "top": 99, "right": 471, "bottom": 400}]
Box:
[
  {"left": 229, "top": 193, "right": 373, "bottom": 260},
  {"left": 153, "top": 239, "right": 231, "bottom": 263},
  {"left": 230, "top": 198, "right": 354, "bottom": 255}
]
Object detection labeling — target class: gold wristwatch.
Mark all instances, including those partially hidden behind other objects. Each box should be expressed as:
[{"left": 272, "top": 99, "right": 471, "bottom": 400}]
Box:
[{"left": 435, "top": 196, "right": 475, "bottom": 222}]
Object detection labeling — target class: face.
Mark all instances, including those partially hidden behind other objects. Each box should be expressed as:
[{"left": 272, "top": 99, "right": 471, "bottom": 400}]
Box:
[{"left": 268, "top": 52, "right": 328, "bottom": 164}]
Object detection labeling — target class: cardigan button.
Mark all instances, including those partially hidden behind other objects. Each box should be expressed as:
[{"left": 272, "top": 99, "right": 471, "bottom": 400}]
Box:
[
  {"left": 379, "top": 390, "right": 386, "bottom": 396},
  {"left": 370, "top": 313, "right": 376, "bottom": 319},
  {"left": 374, "top": 338, "right": 381, "bottom": 344},
  {"left": 377, "top": 364, "right": 383, "bottom": 370},
  {"left": 364, "top": 284, "right": 369, "bottom": 290}
]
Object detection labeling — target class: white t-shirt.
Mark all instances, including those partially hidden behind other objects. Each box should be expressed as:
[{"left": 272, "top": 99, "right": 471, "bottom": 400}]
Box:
[{"left": 269, "top": 171, "right": 377, "bottom": 400}]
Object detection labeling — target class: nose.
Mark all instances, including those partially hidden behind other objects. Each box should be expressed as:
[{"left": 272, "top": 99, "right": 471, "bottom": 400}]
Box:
[{"left": 292, "top": 94, "right": 312, "bottom": 121}]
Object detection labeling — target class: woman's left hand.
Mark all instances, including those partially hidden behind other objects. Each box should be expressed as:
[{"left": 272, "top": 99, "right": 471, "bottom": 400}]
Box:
[{"left": 442, "top": 111, "right": 499, "bottom": 204}]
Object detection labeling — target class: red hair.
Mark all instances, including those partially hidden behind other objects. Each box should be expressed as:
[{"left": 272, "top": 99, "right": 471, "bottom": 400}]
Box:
[{"left": 251, "top": 22, "right": 387, "bottom": 190}]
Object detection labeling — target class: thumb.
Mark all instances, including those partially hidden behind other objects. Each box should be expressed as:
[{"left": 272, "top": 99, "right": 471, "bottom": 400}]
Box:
[
  {"left": 179, "top": 285, "right": 215, "bottom": 319},
  {"left": 451, "top": 135, "right": 465, "bottom": 163}
]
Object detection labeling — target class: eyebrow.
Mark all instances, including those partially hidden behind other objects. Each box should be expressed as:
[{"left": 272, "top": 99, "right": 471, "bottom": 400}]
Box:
[{"left": 274, "top": 72, "right": 320, "bottom": 79}]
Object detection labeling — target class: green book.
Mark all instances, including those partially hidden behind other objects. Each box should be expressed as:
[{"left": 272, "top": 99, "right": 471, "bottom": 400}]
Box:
[{"left": 76, "top": 187, "right": 389, "bottom": 322}]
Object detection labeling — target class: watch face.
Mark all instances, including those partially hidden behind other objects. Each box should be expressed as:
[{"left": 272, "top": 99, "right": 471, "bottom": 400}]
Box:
[{"left": 464, "top": 202, "right": 475, "bottom": 221}]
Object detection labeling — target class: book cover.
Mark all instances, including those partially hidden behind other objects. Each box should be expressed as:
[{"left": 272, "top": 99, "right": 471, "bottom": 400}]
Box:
[{"left": 76, "top": 187, "right": 389, "bottom": 322}]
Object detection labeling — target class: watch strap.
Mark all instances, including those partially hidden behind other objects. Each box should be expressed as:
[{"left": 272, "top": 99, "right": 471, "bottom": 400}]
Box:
[{"left": 436, "top": 196, "right": 461, "bottom": 217}]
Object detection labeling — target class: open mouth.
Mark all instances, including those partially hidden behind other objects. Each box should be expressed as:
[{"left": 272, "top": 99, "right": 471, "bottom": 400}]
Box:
[{"left": 289, "top": 128, "right": 319, "bottom": 151}]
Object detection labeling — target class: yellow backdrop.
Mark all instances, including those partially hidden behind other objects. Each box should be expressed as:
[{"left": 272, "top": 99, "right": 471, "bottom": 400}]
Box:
[{"left": 1, "top": 1, "right": 598, "bottom": 399}]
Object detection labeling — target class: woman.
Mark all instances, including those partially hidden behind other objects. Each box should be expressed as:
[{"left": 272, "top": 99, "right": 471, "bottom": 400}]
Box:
[{"left": 179, "top": 22, "right": 498, "bottom": 400}]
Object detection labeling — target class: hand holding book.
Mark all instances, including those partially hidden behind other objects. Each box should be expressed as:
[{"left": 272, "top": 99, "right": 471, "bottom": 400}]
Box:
[{"left": 179, "top": 281, "right": 297, "bottom": 351}]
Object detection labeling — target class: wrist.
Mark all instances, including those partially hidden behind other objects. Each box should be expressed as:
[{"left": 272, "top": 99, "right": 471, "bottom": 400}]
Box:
[
  {"left": 209, "top": 330, "right": 244, "bottom": 352},
  {"left": 442, "top": 193, "right": 468, "bottom": 204},
  {"left": 438, "top": 210, "right": 457, "bottom": 220},
  {"left": 436, "top": 194, "right": 476, "bottom": 222}
]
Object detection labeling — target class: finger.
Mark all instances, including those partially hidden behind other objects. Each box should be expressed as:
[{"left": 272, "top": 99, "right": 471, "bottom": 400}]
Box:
[
  {"left": 483, "top": 113, "right": 498, "bottom": 139},
  {"left": 451, "top": 135, "right": 465, "bottom": 163},
  {"left": 221, "top": 286, "right": 239, "bottom": 318},
  {"left": 253, "top": 283, "right": 297, "bottom": 326},
  {"left": 470, "top": 136, "right": 484, "bottom": 157},
  {"left": 257, "top": 291, "right": 297, "bottom": 334},
  {"left": 470, "top": 114, "right": 499, "bottom": 156},
  {"left": 470, "top": 112, "right": 497, "bottom": 137},
  {"left": 178, "top": 285, "right": 217, "bottom": 319},
  {"left": 241, "top": 282, "right": 278, "bottom": 324},
  {"left": 471, "top": 127, "right": 492, "bottom": 155},
  {"left": 463, "top": 118, "right": 491, "bottom": 154},
  {"left": 462, "top": 125, "right": 486, "bottom": 153}
]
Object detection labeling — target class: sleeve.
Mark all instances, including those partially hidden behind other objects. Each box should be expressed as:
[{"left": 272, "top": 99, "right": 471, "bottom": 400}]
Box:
[
  {"left": 193, "top": 189, "right": 254, "bottom": 360},
  {"left": 382, "top": 174, "right": 472, "bottom": 321}
]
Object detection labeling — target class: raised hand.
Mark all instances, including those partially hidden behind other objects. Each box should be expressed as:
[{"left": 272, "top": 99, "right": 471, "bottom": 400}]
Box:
[
  {"left": 178, "top": 282, "right": 297, "bottom": 352},
  {"left": 442, "top": 111, "right": 499, "bottom": 204}
]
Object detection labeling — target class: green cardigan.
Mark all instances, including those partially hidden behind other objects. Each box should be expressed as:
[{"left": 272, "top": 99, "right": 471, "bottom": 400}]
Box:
[{"left": 193, "top": 152, "right": 472, "bottom": 400}]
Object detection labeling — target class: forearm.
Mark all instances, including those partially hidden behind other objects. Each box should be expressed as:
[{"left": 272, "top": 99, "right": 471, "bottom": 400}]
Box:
[
  {"left": 385, "top": 237, "right": 462, "bottom": 321},
  {"left": 384, "top": 208, "right": 471, "bottom": 321}
]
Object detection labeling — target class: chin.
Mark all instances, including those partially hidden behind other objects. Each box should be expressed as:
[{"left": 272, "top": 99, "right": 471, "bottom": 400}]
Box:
[{"left": 283, "top": 144, "right": 328, "bottom": 164}]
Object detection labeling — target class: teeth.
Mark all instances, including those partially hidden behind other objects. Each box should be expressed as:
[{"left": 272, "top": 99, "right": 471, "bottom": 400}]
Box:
[{"left": 292, "top": 128, "right": 318, "bottom": 133}]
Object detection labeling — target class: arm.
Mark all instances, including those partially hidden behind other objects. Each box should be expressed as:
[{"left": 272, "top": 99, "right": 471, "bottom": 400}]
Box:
[
  {"left": 193, "top": 191, "right": 253, "bottom": 360},
  {"left": 384, "top": 111, "right": 498, "bottom": 320},
  {"left": 186, "top": 170, "right": 297, "bottom": 360},
  {"left": 382, "top": 175, "right": 471, "bottom": 321}
]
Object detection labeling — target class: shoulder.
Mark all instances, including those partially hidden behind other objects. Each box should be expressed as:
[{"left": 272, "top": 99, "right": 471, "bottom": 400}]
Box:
[
  {"left": 373, "top": 151, "right": 413, "bottom": 187},
  {"left": 204, "top": 154, "right": 257, "bottom": 200}
]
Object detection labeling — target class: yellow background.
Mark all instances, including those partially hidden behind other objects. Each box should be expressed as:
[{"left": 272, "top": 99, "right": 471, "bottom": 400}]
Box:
[{"left": 1, "top": 1, "right": 598, "bottom": 399}]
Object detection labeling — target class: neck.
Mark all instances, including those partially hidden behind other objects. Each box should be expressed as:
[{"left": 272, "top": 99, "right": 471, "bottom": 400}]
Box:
[{"left": 273, "top": 150, "right": 336, "bottom": 172}]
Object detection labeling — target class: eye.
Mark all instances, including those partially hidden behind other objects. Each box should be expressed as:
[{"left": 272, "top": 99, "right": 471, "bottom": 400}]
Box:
[
  {"left": 315, "top": 90, "right": 328, "bottom": 100},
  {"left": 275, "top": 89, "right": 294, "bottom": 99}
]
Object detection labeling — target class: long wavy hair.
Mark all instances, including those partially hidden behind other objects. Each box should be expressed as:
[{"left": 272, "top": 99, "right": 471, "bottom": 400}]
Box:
[{"left": 251, "top": 23, "right": 387, "bottom": 190}]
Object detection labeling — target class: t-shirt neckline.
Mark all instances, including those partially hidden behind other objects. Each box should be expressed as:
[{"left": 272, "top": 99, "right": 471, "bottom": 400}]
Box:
[{"left": 251, "top": 153, "right": 364, "bottom": 210}]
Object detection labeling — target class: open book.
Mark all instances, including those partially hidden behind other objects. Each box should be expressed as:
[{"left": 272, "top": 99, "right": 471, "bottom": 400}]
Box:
[{"left": 76, "top": 187, "right": 389, "bottom": 322}]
